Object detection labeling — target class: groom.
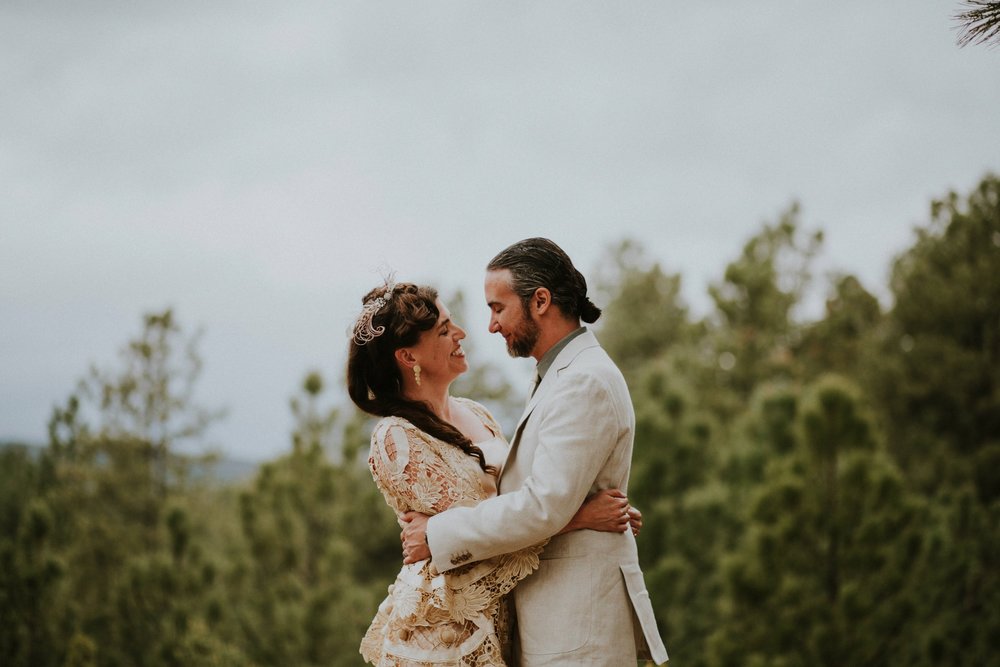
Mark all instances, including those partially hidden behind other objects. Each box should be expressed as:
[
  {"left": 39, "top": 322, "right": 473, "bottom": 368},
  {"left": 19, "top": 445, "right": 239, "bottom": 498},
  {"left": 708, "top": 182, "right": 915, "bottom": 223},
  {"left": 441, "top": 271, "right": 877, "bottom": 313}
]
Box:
[{"left": 401, "top": 237, "right": 668, "bottom": 665}]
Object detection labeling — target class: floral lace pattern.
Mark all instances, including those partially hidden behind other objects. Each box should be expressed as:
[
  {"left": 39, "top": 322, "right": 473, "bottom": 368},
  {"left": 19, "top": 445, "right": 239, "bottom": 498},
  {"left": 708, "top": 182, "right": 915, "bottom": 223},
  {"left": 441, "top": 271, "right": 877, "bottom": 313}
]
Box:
[{"left": 361, "top": 399, "right": 545, "bottom": 666}]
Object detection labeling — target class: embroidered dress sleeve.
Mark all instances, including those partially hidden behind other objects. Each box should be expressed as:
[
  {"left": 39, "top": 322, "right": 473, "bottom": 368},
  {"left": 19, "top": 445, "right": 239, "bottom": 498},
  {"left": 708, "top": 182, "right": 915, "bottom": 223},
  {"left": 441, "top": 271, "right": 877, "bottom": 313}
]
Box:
[
  {"left": 361, "top": 417, "right": 546, "bottom": 666},
  {"left": 368, "top": 417, "right": 470, "bottom": 516}
]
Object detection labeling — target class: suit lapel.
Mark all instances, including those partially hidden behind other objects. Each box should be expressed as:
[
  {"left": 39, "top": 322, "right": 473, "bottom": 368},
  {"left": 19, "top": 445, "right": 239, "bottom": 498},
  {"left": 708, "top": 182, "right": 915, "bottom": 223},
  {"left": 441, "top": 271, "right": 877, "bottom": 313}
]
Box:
[{"left": 498, "top": 330, "right": 600, "bottom": 485}]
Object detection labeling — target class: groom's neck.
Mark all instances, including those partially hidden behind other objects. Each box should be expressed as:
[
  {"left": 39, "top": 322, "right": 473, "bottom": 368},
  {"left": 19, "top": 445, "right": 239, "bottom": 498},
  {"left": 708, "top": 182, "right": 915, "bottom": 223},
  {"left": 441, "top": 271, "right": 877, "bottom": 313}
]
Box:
[{"left": 531, "top": 317, "right": 581, "bottom": 362}]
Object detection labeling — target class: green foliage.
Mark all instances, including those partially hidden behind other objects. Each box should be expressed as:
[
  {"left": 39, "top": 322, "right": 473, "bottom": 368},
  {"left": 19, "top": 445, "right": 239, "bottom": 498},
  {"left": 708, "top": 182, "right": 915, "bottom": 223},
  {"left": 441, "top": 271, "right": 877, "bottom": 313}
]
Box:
[
  {"left": 626, "top": 364, "right": 733, "bottom": 667},
  {"left": 871, "top": 174, "right": 1000, "bottom": 490},
  {"left": 707, "top": 205, "right": 821, "bottom": 392},
  {"left": 892, "top": 485, "right": 1000, "bottom": 665},
  {"left": 708, "top": 377, "right": 924, "bottom": 667},
  {"left": 224, "top": 372, "right": 398, "bottom": 667},
  {"left": 594, "top": 239, "right": 692, "bottom": 374},
  {"left": 1, "top": 311, "right": 238, "bottom": 666},
  {"left": 799, "top": 274, "right": 882, "bottom": 378},
  {"left": 604, "top": 177, "right": 997, "bottom": 666},
  {"left": 0, "top": 451, "right": 64, "bottom": 667},
  {"left": 2, "top": 175, "right": 998, "bottom": 666}
]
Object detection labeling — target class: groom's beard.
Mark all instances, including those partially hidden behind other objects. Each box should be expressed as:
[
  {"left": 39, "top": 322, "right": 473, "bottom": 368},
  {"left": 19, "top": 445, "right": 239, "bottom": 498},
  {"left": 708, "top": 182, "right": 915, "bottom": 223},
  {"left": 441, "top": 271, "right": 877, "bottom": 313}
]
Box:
[{"left": 506, "top": 311, "right": 540, "bottom": 358}]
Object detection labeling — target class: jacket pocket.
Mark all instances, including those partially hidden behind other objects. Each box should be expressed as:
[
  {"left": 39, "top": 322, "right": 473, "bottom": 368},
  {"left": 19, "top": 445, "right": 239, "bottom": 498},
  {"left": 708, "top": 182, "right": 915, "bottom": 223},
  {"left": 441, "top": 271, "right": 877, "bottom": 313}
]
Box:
[{"left": 515, "top": 555, "right": 592, "bottom": 654}]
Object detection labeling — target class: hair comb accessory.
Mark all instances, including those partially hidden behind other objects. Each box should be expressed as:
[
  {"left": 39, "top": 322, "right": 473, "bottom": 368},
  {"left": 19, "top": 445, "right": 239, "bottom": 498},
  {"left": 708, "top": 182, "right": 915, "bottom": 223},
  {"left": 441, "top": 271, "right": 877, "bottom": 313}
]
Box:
[{"left": 352, "top": 281, "right": 396, "bottom": 345}]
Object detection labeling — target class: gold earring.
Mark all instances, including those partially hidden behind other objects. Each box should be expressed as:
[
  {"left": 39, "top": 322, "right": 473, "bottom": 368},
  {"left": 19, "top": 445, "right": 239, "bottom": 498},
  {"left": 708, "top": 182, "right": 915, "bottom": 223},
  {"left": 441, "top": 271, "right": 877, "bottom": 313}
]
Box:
[{"left": 413, "top": 364, "right": 421, "bottom": 386}]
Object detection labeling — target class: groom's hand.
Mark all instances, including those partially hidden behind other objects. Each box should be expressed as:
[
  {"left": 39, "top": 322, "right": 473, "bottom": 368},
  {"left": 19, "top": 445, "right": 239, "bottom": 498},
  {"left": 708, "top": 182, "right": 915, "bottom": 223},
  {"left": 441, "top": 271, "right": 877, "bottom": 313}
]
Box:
[{"left": 400, "top": 511, "right": 431, "bottom": 564}]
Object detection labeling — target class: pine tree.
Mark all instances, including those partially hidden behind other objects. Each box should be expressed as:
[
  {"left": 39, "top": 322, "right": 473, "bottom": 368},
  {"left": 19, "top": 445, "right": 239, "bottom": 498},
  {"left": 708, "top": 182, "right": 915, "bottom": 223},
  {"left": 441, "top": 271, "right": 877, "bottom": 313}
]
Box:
[
  {"left": 230, "top": 372, "right": 397, "bottom": 666},
  {"left": 33, "top": 310, "right": 230, "bottom": 666},
  {"left": 707, "top": 205, "right": 822, "bottom": 402},
  {"left": 870, "top": 174, "right": 1000, "bottom": 490},
  {"left": 956, "top": 1, "right": 1000, "bottom": 47},
  {"left": 709, "top": 377, "right": 925, "bottom": 667}
]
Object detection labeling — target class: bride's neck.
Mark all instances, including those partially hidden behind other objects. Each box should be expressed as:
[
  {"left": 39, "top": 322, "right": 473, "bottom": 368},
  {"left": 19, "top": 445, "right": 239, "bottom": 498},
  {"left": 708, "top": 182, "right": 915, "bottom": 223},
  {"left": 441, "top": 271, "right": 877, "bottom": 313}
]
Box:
[{"left": 403, "top": 382, "right": 453, "bottom": 423}]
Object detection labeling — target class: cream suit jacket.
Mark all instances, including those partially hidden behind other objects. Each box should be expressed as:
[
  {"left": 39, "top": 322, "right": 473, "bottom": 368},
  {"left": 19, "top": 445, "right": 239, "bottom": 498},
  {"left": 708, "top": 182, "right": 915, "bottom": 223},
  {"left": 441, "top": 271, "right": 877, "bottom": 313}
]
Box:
[{"left": 427, "top": 330, "right": 668, "bottom": 665}]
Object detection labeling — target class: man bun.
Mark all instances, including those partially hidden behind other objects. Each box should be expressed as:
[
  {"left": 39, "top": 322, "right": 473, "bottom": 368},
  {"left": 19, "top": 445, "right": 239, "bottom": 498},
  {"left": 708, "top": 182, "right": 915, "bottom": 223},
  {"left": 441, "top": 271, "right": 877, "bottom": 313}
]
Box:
[{"left": 579, "top": 295, "right": 602, "bottom": 324}]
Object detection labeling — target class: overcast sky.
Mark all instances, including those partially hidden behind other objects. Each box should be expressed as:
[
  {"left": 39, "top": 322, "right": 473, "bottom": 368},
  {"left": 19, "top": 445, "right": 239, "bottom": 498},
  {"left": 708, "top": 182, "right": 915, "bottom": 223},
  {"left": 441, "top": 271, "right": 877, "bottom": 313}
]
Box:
[{"left": 2, "top": 1, "right": 997, "bottom": 461}]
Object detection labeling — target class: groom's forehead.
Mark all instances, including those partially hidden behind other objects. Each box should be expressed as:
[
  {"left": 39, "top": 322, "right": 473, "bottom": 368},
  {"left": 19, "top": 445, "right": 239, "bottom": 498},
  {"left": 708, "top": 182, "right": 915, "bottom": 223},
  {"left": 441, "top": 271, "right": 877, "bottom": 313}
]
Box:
[{"left": 484, "top": 269, "right": 515, "bottom": 295}]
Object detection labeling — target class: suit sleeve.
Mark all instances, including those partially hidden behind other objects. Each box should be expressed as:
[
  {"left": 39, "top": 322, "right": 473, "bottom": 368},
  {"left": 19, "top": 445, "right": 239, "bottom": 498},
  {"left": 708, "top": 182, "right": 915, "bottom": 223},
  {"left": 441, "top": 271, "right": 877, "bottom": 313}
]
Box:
[{"left": 427, "top": 369, "right": 625, "bottom": 572}]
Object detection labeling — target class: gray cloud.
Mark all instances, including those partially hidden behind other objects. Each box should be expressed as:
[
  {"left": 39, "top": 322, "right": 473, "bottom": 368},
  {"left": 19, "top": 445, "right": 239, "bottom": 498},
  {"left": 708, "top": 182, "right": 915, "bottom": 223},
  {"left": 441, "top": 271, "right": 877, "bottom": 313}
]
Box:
[{"left": 2, "top": 1, "right": 997, "bottom": 458}]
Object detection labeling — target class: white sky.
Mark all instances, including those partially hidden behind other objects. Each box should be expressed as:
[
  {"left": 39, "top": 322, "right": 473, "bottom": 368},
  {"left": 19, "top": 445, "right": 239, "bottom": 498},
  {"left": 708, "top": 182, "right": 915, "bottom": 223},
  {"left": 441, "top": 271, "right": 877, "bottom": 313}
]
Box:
[{"left": 2, "top": 1, "right": 998, "bottom": 461}]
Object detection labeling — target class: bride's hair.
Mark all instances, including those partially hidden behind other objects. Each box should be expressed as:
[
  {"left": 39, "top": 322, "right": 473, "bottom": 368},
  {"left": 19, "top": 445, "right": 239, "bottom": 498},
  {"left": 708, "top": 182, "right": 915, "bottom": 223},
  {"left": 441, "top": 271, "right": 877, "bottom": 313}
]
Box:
[{"left": 347, "top": 282, "right": 490, "bottom": 473}]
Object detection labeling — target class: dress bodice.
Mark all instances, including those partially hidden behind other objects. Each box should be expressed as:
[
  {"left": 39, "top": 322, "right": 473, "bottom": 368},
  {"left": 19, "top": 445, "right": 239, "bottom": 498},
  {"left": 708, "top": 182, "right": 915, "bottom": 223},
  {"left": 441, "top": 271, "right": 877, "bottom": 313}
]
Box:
[
  {"left": 362, "top": 398, "right": 544, "bottom": 667},
  {"left": 475, "top": 436, "right": 508, "bottom": 498}
]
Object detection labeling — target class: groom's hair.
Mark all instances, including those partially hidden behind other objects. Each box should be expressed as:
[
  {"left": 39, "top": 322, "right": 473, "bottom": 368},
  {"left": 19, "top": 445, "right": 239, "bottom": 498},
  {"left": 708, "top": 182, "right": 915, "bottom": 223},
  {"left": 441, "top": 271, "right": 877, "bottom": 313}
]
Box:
[{"left": 487, "top": 238, "right": 601, "bottom": 324}]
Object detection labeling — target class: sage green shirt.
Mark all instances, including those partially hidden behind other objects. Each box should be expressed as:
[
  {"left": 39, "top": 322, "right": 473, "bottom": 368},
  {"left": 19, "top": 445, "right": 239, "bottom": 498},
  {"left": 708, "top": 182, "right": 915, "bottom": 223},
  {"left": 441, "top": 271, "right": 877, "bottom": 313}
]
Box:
[{"left": 532, "top": 326, "right": 586, "bottom": 393}]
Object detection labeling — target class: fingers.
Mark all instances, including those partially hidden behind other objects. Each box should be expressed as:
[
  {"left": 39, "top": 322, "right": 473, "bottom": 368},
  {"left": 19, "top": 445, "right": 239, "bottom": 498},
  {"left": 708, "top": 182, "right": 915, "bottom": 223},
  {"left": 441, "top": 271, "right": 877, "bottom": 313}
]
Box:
[
  {"left": 616, "top": 507, "right": 630, "bottom": 532},
  {"left": 627, "top": 506, "right": 643, "bottom": 531},
  {"left": 606, "top": 497, "right": 628, "bottom": 511},
  {"left": 620, "top": 503, "right": 640, "bottom": 535},
  {"left": 402, "top": 541, "right": 430, "bottom": 564}
]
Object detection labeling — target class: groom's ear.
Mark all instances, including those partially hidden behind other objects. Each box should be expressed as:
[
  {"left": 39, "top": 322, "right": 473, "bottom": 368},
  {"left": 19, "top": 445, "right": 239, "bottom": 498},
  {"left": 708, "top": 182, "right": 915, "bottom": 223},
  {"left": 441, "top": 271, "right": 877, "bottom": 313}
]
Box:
[{"left": 532, "top": 287, "right": 552, "bottom": 316}]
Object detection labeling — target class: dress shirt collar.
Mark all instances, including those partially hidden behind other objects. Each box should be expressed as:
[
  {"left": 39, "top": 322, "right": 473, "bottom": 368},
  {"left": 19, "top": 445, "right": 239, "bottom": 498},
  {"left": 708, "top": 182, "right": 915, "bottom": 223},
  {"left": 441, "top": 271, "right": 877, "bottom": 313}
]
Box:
[{"left": 535, "top": 326, "right": 587, "bottom": 382}]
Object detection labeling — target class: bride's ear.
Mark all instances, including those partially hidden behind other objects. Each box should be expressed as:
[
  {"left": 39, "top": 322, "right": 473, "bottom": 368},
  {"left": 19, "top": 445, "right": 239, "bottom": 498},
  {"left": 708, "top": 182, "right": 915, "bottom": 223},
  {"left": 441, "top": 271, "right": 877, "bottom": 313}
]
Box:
[{"left": 394, "top": 347, "right": 417, "bottom": 369}]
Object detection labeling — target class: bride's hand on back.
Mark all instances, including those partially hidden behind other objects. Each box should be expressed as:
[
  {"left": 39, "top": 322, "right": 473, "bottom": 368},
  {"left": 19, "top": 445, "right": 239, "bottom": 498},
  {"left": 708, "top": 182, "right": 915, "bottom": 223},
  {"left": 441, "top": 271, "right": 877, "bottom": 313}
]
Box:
[{"left": 559, "top": 488, "right": 640, "bottom": 536}]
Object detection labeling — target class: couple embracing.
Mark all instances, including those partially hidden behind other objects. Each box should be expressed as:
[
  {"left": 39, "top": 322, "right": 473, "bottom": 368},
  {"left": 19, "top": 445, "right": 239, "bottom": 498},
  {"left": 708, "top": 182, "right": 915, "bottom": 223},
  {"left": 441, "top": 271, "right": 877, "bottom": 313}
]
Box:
[{"left": 347, "top": 238, "right": 668, "bottom": 666}]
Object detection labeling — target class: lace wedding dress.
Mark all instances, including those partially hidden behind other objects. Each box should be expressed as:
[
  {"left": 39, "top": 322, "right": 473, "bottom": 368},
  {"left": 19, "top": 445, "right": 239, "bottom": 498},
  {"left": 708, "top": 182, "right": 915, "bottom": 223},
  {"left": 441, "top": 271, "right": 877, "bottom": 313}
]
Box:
[{"left": 360, "top": 398, "right": 545, "bottom": 667}]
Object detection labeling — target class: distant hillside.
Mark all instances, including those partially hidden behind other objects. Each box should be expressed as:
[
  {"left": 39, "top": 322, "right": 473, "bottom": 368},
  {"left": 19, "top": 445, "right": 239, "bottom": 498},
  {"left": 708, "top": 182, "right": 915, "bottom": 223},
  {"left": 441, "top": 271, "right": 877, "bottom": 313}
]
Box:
[
  {"left": 0, "top": 440, "right": 44, "bottom": 459},
  {"left": 0, "top": 440, "right": 260, "bottom": 484},
  {"left": 201, "top": 455, "right": 259, "bottom": 483}
]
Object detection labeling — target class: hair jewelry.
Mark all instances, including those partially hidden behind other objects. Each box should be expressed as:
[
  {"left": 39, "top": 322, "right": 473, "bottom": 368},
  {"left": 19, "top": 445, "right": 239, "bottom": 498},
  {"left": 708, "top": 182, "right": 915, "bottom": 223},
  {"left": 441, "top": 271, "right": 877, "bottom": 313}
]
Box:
[{"left": 352, "top": 282, "right": 395, "bottom": 345}]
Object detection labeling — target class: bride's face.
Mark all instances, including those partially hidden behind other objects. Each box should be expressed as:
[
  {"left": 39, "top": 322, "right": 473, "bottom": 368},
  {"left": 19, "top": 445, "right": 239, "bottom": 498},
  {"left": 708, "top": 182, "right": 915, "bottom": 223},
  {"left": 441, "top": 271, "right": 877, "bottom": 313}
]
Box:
[{"left": 408, "top": 299, "right": 468, "bottom": 383}]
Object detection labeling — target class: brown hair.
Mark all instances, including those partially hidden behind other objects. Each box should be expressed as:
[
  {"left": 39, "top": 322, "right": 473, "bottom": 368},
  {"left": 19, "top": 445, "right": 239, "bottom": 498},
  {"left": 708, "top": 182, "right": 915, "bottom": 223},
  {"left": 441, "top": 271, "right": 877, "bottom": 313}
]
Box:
[
  {"left": 347, "top": 282, "right": 490, "bottom": 473},
  {"left": 487, "top": 237, "right": 601, "bottom": 323}
]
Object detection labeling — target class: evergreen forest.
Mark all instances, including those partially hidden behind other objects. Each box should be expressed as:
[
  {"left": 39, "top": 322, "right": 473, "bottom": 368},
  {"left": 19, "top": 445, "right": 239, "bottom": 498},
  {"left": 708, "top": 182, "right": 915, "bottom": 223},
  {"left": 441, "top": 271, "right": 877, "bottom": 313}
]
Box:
[{"left": 2, "top": 175, "right": 998, "bottom": 666}]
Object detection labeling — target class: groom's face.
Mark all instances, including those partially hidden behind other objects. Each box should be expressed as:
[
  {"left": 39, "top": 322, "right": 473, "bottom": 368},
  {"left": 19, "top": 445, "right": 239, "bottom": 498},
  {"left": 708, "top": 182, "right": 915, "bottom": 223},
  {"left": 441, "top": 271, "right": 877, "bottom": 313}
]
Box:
[{"left": 485, "top": 269, "right": 541, "bottom": 359}]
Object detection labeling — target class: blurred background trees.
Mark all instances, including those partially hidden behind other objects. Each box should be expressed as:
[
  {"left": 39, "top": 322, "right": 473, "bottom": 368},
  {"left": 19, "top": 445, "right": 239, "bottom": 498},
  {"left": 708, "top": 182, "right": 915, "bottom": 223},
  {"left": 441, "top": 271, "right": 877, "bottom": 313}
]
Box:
[{"left": 1, "top": 174, "right": 997, "bottom": 666}]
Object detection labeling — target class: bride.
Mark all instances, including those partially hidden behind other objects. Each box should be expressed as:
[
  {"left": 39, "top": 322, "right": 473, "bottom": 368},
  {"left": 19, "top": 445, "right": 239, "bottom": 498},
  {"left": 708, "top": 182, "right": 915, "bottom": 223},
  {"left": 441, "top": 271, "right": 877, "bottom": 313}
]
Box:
[{"left": 347, "top": 281, "right": 639, "bottom": 666}]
